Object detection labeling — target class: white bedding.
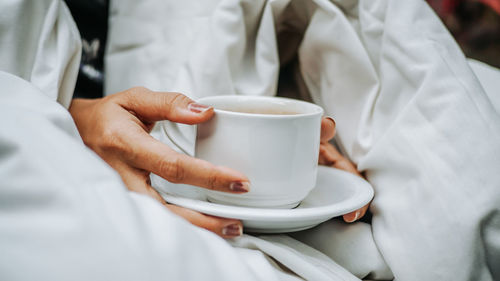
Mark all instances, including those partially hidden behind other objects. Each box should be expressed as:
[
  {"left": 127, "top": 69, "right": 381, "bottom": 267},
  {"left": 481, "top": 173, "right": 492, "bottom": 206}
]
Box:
[
  {"left": 1, "top": 0, "right": 499, "bottom": 280},
  {"left": 0, "top": 1, "right": 364, "bottom": 280},
  {"left": 105, "top": 0, "right": 500, "bottom": 280}
]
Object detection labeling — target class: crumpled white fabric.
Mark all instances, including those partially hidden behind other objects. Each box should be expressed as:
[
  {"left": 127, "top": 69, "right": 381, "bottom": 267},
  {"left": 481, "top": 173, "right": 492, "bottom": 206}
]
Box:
[
  {"left": 231, "top": 234, "right": 362, "bottom": 280},
  {"left": 292, "top": 220, "right": 393, "bottom": 280},
  {"left": 106, "top": 0, "right": 500, "bottom": 280},
  {"left": 468, "top": 59, "right": 500, "bottom": 113},
  {"left": 0, "top": 0, "right": 80, "bottom": 108},
  {"left": 0, "top": 1, "right": 359, "bottom": 280}
]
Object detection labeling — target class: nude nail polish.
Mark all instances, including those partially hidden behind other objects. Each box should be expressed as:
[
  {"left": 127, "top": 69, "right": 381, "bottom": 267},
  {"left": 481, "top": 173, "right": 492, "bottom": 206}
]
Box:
[
  {"left": 325, "top": 116, "right": 336, "bottom": 126},
  {"left": 229, "top": 181, "right": 250, "bottom": 192},
  {"left": 222, "top": 223, "right": 242, "bottom": 236},
  {"left": 188, "top": 103, "right": 211, "bottom": 113},
  {"left": 346, "top": 210, "right": 361, "bottom": 223}
]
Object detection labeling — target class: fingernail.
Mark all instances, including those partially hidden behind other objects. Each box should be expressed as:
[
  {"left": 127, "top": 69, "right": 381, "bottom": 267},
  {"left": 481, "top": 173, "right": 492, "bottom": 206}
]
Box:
[
  {"left": 345, "top": 210, "right": 360, "bottom": 223},
  {"left": 229, "top": 181, "right": 250, "bottom": 193},
  {"left": 188, "top": 103, "right": 211, "bottom": 114},
  {"left": 222, "top": 223, "right": 242, "bottom": 237},
  {"left": 325, "top": 116, "right": 336, "bottom": 126}
]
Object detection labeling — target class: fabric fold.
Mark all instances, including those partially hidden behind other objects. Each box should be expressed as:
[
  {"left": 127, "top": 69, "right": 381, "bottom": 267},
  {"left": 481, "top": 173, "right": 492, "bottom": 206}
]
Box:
[{"left": 105, "top": 0, "right": 500, "bottom": 280}]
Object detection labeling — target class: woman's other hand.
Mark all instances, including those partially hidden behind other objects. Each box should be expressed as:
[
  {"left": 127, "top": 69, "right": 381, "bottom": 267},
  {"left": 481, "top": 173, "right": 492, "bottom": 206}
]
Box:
[
  {"left": 69, "top": 87, "right": 249, "bottom": 238},
  {"left": 319, "top": 117, "right": 370, "bottom": 223}
]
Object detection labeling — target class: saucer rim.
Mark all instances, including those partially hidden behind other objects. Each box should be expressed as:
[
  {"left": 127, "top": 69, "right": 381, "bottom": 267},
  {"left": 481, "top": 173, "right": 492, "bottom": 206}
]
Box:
[{"left": 160, "top": 166, "right": 374, "bottom": 222}]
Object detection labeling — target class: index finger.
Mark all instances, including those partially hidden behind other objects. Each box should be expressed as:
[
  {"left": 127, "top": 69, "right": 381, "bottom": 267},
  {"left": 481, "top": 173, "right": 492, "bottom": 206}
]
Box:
[{"left": 127, "top": 131, "right": 250, "bottom": 193}]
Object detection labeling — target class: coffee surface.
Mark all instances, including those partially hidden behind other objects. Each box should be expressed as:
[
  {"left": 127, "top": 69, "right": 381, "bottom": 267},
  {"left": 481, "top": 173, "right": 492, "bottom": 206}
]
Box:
[{"left": 220, "top": 107, "right": 300, "bottom": 115}]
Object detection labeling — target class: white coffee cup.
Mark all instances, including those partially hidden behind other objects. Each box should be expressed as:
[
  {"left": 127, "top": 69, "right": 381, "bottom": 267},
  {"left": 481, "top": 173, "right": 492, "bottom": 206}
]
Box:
[{"left": 165, "top": 95, "right": 323, "bottom": 208}]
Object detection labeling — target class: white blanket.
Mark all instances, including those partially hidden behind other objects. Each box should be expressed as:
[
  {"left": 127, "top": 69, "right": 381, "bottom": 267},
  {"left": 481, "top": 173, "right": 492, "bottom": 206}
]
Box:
[
  {"left": 1, "top": 0, "right": 499, "bottom": 280},
  {"left": 105, "top": 0, "right": 500, "bottom": 280},
  {"left": 0, "top": 1, "right": 363, "bottom": 280}
]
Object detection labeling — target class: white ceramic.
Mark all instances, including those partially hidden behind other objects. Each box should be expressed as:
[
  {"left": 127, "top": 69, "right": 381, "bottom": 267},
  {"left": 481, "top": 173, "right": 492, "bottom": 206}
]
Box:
[
  {"left": 157, "top": 166, "right": 374, "bottom": 233},
  {"left": 188, "top": 95, "right": 324, "bottom": 208}
]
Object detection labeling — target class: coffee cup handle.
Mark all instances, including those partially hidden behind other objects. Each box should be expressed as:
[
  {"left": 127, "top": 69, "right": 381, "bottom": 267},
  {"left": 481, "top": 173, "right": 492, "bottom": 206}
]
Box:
[{"left": 161, "top": 121, "right": 195, "bottom": 156}]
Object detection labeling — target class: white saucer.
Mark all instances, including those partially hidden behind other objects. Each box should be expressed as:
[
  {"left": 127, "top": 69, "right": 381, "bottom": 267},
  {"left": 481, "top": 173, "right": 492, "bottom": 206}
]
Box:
[{"left": 156, "top": 166, "right": 374, "bottom": 233}]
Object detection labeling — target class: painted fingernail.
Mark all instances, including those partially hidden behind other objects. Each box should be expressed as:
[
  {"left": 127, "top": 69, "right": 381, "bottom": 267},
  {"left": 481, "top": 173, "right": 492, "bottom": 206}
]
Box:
[
  {"left": 345, "top": 210, "right": 361, "bottom": 223},
  {"left": 222, "top": 223, "right": 243, "bottom": 237},
  {"left": 325, "top": 116, "right": 336, "bottom": 126},
  {"left": 229, "top": 181, "right": 250, "bottom": 193},
  {"left": 188, "top": 103, "right": 211, "bottom": 114}
]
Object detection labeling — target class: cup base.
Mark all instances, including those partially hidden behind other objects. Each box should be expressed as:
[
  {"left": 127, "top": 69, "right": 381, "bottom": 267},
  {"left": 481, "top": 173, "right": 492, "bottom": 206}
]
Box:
[{"left": 206, "top": 196, "right": 301, "bottom": 209}]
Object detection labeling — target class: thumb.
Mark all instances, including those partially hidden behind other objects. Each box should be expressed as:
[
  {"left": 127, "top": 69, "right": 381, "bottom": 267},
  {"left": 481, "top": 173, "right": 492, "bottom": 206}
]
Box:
[{"left": 113, "top": 86, "right": 214, "bottom": 124}]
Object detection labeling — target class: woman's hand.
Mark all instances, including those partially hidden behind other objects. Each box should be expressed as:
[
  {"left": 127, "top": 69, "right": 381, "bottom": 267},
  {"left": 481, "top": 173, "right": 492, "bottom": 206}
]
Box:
[
  {"left": 319, "top": 118, "right": 370, "bottom": 223},
  {"left": 69, "top": 87, "right": 249, "bottom": 238}
]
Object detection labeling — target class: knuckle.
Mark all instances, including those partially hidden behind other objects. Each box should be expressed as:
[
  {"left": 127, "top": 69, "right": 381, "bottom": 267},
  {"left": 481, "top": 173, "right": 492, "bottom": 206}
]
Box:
[
  {"left": 125, "top": 86, "right": 150, "bottom": 107},
  {"left": 164, "top": 93, "right": 188, "bottom": 113},
  {"left": 207, "top": 171, "right": 218, "bottom": 190},
  {"left": 170, "top": 92, "right": 188, "bottom": 103},
  {"left": 108, "top": 87, "right": 150, "bottom": 105},
  {"left": 159, "top": 158, "right": 185, "bottom": 183},
  {"left": 129, "top": 86, "right": 149, "bottom": 95},
  {"left": 117, "top": 86, "right": 151, "bottom": 105},
  {"left": 98, "top": 123, "right": 127, "bottom": 154}
]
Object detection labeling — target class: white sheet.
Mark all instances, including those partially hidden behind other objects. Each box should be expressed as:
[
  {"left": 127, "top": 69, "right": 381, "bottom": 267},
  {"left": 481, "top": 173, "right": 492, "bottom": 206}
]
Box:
[
  {"left": 106, "top": 0, "right": 500, "bottom": 280},
  {"left": 0, "top": 1, "right": 359, "bottom": 280},
  {"left": 468, "top": 59, "right": 500, "bottom": 113}
]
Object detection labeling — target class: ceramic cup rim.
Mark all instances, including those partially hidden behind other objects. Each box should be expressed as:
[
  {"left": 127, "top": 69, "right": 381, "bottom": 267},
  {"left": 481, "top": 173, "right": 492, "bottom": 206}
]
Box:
[{"left": 197, "top": 95, "right": 324, "bottom": 119}]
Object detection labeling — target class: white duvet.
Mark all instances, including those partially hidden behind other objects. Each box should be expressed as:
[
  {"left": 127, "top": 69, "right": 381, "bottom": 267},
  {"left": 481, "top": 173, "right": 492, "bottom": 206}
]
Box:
[
  {"left": 106, "top": 0, "right": 500, "bottom": 280},
  {"left": 0, "top": 1, "right": 347, "bottom": 281},
  {"left": 1, "top": 0, "right": 499, "bottom": 280}
]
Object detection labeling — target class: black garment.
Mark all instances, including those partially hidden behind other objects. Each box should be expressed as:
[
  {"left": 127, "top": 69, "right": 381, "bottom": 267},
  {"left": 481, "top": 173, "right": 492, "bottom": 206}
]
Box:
[{"left": 64, "top": 0, "right": 109, "bottom": 99}]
